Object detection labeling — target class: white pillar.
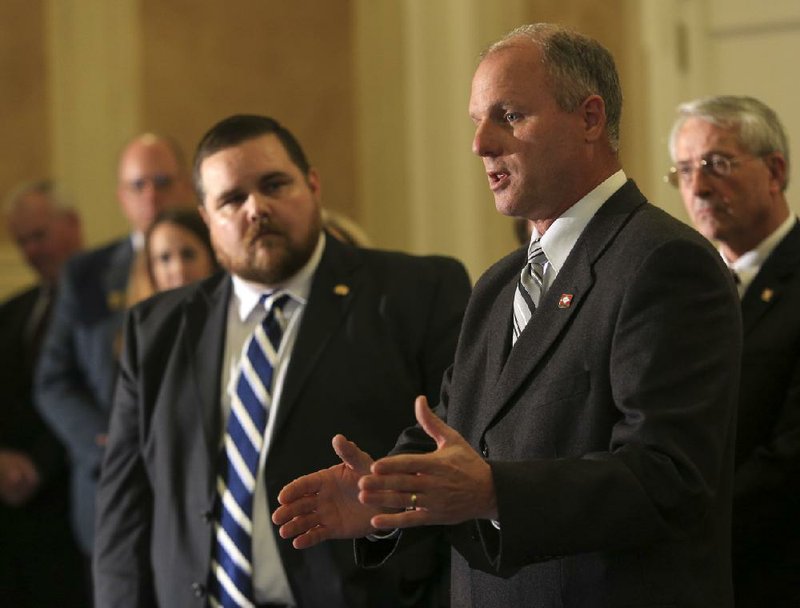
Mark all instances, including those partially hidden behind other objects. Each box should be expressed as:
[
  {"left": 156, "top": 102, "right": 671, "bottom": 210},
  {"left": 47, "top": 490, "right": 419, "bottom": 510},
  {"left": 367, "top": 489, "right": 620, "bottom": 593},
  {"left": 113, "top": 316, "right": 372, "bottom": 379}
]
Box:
[{"left": 47, "top": 0, "right": 141, "bottom": 245}]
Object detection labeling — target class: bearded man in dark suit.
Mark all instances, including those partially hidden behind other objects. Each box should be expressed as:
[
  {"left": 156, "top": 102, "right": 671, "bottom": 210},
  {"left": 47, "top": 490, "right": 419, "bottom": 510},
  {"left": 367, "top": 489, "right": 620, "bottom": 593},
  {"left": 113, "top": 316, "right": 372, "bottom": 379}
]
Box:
[
  {"left": 93, "top": 114, "right": 470, "bottom": 607},
  {"left": 274, "top": 23, "right": 742, "bottom": 608}
]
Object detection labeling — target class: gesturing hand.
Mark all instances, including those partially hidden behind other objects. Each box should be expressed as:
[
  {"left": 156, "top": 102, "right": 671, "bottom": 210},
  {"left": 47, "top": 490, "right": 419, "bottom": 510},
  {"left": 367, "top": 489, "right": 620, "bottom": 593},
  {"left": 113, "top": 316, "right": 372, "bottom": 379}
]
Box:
[
  {"left": 359, "top": 396, "right": 497, "bottom": 530},
  {"left": 272, "top": 434, "right": 384, "bottom": 549}
]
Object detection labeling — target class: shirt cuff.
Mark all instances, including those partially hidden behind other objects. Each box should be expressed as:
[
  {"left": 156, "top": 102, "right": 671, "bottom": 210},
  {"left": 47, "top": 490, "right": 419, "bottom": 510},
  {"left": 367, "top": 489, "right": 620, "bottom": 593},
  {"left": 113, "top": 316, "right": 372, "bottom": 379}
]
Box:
[{"left": 366, "top": 528, "right": 400, "bottom": 541}]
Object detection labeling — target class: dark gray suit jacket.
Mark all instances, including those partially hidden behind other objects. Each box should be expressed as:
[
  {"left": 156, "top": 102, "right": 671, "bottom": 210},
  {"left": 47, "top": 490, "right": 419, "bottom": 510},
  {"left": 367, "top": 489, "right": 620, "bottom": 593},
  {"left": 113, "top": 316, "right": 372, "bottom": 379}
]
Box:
[
  {"left": 35, "top": 238, "right": 133, "bottom": 554},
  {"left": 94, "top": 236, "right": 471, "bottom": 607},
  {"left": 363, "top": 181, "right": 741, "bottom": 607},
  {"left": 732, "top": 220, "right": 800, "bottom": 606}
]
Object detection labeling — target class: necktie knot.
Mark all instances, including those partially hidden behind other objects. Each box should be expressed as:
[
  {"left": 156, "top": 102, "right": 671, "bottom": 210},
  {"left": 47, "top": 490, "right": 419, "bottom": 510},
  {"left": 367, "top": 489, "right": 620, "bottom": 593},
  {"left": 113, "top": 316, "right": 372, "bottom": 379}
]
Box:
[
  {"left": 259, "top": 292, "right": 292, "bottom": 314},
  {"left": 527, "top": 238, "right": 547, "bottom": 266},
  {"left": 260, "top": 292, "right": 292, "bottom": 330},
  {"left": 260, "top": 291, "right": 291, "bottom": 308}
]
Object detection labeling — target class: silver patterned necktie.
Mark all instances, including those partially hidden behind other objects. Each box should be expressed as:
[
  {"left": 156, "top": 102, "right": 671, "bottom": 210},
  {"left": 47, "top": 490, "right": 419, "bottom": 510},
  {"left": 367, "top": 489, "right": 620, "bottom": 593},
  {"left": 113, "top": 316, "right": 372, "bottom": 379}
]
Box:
[
  {"left": 512, "top": 238, "right": 548, "bottom": 344},
  {"left": 209, "top": 292, "right": 291, "bottom": 608}
]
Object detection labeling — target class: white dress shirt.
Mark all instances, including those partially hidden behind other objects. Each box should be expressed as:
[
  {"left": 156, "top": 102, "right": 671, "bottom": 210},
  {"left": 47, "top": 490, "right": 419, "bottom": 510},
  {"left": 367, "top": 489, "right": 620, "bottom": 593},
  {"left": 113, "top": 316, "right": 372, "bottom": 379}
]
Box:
[
  {"left": 531, "top": 169, "right": 628, "bottom": 288},
  {"left": 219, "top": 232, "right": 325, "bottom": 606},
  {"left": 725, "top": 213, "right": 796, "bottom": 299}
]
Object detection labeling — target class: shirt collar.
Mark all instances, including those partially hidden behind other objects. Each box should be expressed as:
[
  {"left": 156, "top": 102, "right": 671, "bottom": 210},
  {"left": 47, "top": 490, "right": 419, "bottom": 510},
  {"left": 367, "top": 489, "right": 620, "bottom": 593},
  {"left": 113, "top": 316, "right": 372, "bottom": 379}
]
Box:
[
  {"left": 726, "top": 213, "right": 796, "bottom": 273},
  {"left": 231, "top": 231, "right": 326, "bottom": 322},
  {"left": 533, "top": 170, "right": 627, "bottom": 272},
  {"left": 131, "top": 231, "right": 145, "bottom": 252}
]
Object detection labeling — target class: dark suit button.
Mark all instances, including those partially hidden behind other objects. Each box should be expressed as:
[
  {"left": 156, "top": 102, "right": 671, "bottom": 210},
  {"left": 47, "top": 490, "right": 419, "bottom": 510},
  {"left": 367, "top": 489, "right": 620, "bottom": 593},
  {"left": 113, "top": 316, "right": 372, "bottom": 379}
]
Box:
[
  {"left": 192, "top": 582, "right": 206, "bottom": 598},
  {"left": 202, "top": 510, "right": 213, "bottom": 523}
]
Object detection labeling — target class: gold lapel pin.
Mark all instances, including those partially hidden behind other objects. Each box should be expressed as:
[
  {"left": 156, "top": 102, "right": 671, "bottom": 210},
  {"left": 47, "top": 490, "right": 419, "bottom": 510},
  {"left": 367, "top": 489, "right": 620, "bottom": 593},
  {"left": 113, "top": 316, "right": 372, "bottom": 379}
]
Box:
[
  {"left": 761, "top": 288, "right": 774, "bottom": 303},
  {"left": 558, "top": 293, "right": 574, "bottom": 309},
  {"left": 107, "top": 290, "right": 126, "bottom": 311},
  {"left": 333, "top": 284, "right": 350, "bottom": 296}
]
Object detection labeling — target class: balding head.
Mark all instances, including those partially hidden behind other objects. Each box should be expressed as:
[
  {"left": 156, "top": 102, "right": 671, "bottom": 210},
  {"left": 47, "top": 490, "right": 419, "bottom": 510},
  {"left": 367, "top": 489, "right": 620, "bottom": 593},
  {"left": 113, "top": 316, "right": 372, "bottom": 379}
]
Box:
[
  {"left": 482, "top": 24, "right": 623, "bottom": 152},
  {"left": 117, "top": 133, "right": 193, "bottom": 233}
]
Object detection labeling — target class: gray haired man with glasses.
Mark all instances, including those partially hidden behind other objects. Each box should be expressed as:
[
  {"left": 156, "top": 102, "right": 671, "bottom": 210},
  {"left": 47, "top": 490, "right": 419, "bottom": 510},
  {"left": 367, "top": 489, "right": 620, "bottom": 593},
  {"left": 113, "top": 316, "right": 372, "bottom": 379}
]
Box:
[{"left": 669, "top": 95, "right": 800, "bottom": 607}]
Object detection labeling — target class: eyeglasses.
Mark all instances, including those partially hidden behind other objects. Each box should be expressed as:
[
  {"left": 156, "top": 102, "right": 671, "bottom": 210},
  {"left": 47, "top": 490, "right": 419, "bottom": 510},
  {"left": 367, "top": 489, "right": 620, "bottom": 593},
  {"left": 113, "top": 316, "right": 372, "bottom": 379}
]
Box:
[
  {"left": 124, "top": 174, "right": 177, "bottom": 193},
  {"left": 664, "top": 153, "right": 750, "bottom": 188}
]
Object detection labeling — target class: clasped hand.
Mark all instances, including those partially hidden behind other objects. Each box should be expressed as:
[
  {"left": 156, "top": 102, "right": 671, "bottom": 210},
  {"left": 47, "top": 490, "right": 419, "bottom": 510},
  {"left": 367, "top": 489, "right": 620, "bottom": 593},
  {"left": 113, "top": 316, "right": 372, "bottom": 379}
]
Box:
[
  {"left": 272, "top": 396, "right": 497, "bottom": 549},
  {"left": 0, "top": 449, "right": 41, "bottom": 507}
]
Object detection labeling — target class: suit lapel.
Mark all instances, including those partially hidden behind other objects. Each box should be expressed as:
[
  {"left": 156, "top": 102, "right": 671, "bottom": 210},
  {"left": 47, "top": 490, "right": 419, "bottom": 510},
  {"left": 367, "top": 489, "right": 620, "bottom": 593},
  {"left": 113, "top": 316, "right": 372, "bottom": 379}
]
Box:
[
  {"left": 106, "top": 239, "right": 134, "bottom": 294},
  {"left": 476, "top": 246, "right": 594, "bottom": 433},
  {"left": 99, "top": 238, "right": 134, "bottom": 318},
  {"left": 485, "top": 267, "right": 519, "bottom": 385},
  {"left": 741, "top": 220, "right": 800, "bottom": 335},
  {"left": 476, "top": 180, "right": 647, "bottom": 433},
  {"left": 183, "top": 273, "right": 231, "bottom": 481},
  {"left": 271, "top": 237, "right": 360, "bottom": 438}
]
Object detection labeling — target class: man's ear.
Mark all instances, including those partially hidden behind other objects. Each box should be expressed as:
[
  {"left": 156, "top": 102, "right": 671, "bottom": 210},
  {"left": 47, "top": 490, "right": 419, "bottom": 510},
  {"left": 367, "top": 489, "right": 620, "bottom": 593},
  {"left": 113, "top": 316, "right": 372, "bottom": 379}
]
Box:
[
  {"left": 764, "top": 152, "right": 788, "bottom": 193},
  {"left": 581, "top": 94, "right": 607, "bottom": 143},
  {"left": 306, "top": 167, "right": 322, "bottom": 199},
  {"left": 198, "top": 202, "right": 209, "bottom": 226}
]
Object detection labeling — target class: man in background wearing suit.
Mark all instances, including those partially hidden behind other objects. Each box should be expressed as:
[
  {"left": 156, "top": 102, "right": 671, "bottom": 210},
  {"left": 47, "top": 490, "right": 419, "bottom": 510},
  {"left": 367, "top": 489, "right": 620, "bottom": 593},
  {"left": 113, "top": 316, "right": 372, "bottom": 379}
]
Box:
[
  {"left": 669, "top": 95, "right": 800, "bottom": 607},
  {"left": 35, "top": 133, "right": 193, "bottom": 561},
  {"left": 274, "top": 23, "right": 742, "bottom": 608},
  {"left": 93, "top": 115, "right": 470, "bottom": 607},
  {"left": 0, "top": 180, "right": 87, "bottom": 606}
]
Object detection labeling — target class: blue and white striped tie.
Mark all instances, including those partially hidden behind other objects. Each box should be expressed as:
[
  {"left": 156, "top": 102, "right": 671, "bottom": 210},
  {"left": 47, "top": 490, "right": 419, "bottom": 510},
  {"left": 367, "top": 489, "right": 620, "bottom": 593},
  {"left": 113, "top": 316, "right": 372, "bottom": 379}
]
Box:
[
  {"left": 512, "top": 238, "right": 547, "bottom": 344},
  {"left": 209, "top": 293, "right": 291, "bottom": 608}
]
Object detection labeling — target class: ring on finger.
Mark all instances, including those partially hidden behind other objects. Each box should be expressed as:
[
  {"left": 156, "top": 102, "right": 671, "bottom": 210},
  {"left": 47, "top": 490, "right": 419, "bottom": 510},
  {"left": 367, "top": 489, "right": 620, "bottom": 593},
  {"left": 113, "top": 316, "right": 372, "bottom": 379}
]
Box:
[{"left": 407, "top": 493, "right": 418, "bottom": 511}]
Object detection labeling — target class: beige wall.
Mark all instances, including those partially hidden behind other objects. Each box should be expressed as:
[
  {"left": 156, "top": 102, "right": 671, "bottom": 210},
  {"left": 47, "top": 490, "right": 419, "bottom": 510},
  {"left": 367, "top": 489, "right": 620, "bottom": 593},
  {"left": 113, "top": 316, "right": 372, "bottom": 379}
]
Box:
[
  {"left": 0, "top": 0, "right": 645, "bottom": 297},
  {"left": 0, "top": 1, "right": 49, "bottom": 192},
  {"left": 0, "top": 0, "right": 50, "bottom": 291},
  {"left": 139, "top": 0, "right": 357, "bottom": 220}
]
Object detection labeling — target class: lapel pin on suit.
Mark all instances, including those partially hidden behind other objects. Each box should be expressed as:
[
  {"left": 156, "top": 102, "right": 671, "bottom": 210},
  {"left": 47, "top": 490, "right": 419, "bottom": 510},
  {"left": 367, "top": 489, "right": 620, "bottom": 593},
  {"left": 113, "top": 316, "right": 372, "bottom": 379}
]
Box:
[
  {"left": 333, "top": 284, "right": 350, "bottom": 296},
  {"left": 761, "top": 288, "right": 774, "bottom": 303},
  {"left": 107, "top": 290, "right": 126, "bottom": 311},
  {"left": 558, "top": 293, "right": 574, "bottom": 308}
]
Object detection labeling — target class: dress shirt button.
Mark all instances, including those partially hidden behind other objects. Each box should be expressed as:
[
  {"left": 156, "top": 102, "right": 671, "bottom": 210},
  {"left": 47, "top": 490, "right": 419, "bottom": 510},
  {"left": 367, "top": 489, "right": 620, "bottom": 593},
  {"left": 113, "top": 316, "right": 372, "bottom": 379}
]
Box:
[{"left": 192, "top": 582, "right": 206, "bottom": 598}]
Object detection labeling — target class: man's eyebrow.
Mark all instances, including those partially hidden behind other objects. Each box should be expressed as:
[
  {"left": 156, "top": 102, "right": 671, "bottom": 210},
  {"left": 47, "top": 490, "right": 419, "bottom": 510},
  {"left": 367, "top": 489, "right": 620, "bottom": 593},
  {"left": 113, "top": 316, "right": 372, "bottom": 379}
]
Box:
[
  {"left": 676, "top": 149, "right": 734, "bottom": 162},
  {"left": 214, "top": 185, "right": 244, "bottom": 201},
  {"left": 469, "top": 99, "right": 517, "bottom": 121},
  {"left": 214, "top": 171, "right": 295, "bottom": 200},
  {"left": 259, "top": 171, "right": 293, "bottom": 181}
]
